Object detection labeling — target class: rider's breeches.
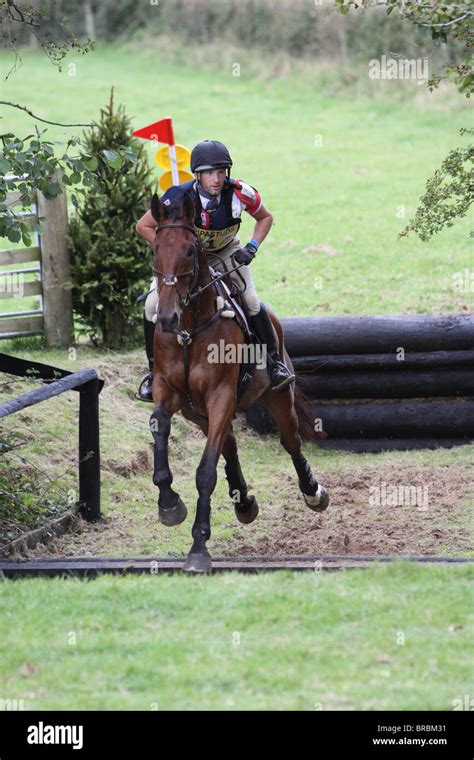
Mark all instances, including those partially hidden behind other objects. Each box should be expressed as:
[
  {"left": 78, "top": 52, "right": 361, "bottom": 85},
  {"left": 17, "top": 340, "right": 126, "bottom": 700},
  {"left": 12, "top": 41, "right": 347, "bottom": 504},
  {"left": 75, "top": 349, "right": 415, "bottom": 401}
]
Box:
[{"left": 144, "top": 236, "right": 261, "bottom": 322}]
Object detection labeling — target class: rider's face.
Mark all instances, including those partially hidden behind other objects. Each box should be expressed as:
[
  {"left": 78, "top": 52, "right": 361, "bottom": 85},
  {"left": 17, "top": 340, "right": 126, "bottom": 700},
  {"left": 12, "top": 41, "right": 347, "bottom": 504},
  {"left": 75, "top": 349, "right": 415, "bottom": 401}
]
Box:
[{"left": 197, "top": 168, "right": 226, "bottom": 195}]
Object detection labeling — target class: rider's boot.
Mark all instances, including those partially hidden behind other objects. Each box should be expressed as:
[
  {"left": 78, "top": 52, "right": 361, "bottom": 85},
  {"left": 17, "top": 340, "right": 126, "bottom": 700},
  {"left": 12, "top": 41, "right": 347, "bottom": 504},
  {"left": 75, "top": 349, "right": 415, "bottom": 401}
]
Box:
[
  {"left": 250, "top": 304, "right": 295, "bottom": 392},
  {"left": 136, "top": 315, "right": 155, "bottom": 402}
]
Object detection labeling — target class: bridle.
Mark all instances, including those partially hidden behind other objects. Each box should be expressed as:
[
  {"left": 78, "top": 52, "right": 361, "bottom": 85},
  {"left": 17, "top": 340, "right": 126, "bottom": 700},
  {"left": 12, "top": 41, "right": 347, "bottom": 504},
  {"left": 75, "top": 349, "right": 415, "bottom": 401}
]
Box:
[
  {"left": 152, "top": 222, "right": 201, "bottom": 309},
  {"left": 150, "top": 219, "right": 247, "bottom": 422},
  {"left": 151, "top": 219, "right": 221, "bottom": 421},
  {"left": 152, "top": 221, "right": 246, "bottom": 308}
]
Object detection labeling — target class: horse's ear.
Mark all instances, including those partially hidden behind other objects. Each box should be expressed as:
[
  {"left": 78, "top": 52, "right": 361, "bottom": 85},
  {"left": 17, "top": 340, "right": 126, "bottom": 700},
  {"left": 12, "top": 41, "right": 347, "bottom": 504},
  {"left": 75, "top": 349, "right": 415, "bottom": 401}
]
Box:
[
  {"left": 182, "top": 191, "right": 195, "bottom": 222},
  {"left": 150, "top": 193, "right": 165, "bottom": 223}
]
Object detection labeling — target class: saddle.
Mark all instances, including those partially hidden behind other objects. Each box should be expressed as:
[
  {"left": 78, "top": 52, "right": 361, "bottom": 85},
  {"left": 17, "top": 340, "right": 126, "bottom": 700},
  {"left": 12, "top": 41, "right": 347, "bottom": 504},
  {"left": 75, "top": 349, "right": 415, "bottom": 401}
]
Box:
[
  {"left": 135, "top": 267, "right": 258, "bottom": 405},
  {"left": 209, "top": 265, "right": 256, "bottom": 404}
]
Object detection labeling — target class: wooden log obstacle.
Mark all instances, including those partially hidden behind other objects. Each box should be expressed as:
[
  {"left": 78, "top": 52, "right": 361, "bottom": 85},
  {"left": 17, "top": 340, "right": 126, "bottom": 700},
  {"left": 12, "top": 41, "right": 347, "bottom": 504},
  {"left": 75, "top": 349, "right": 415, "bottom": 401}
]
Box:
[{"left": 247, "top": 314, "right": 474, "bottom": 442}]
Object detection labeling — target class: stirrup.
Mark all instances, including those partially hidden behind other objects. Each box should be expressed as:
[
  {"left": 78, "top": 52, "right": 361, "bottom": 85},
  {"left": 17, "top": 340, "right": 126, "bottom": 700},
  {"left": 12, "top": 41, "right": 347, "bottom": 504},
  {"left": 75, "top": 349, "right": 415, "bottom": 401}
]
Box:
[
  {"left": 136, "top": 372, "right": 154, "bottom": 402},
  {"left": 270, "top": 362, "right": 295, "bottom": 393}
]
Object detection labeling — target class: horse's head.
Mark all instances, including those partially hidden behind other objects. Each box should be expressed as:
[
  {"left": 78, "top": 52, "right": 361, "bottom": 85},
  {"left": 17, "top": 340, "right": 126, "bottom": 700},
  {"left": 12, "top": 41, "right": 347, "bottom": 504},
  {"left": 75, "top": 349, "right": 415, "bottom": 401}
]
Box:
[{"left": 151, "top": 192, "right": 201, "bottom": 333}]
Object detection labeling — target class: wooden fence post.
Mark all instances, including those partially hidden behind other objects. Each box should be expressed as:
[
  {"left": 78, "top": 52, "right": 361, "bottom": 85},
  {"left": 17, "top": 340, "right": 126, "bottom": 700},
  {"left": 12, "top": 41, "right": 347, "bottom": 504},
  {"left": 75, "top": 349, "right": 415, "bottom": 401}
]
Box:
[
  {"left": 36, "top": 170, "right": 73, "bottom": 348},
  {"left": 78, "top": 378, "right": 101, "bottom": 522}
]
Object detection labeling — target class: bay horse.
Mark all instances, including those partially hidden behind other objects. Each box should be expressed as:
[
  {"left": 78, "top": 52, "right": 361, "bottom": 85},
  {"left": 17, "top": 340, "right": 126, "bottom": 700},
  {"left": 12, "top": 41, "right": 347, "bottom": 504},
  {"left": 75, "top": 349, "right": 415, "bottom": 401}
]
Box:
[{"left": 149, "top": 192, "right": 329, "bottom": 572}]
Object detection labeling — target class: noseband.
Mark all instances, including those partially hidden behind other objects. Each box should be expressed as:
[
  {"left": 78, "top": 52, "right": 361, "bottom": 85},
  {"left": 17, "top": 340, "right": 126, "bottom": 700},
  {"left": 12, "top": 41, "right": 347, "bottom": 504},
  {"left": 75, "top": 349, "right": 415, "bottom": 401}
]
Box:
[{"left": 152, "top": 222, "right": 202, "bottom": 308}]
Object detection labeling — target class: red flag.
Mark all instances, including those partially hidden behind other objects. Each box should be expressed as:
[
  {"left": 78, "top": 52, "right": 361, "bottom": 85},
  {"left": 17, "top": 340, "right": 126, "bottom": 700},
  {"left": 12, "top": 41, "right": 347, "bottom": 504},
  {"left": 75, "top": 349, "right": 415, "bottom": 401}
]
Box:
[{"left": 132, "top": 117, "right": 175, "bottom": 144}]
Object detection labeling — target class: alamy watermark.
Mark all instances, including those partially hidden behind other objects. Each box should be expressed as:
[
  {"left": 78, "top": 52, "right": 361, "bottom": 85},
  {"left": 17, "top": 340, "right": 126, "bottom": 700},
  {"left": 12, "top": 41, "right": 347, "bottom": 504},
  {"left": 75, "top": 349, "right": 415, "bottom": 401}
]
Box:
[
  {"left": 27, "top": 722, "right": 83, "bottom": 750},
  {"left": 0, "top": 698, "right": 25, "bottom": 710},
  {"left": 0, "top": 272, "right": 25, "bottom": 298},
  {"left": 369, "top": 482, "right": 429, "bottom": 511},
  {"left": 451, "top": 268, "right": 474, "bottom": 293},
  {"left": 207, "top": 339, "right": 267, "bottom": 370},
  {"left": 452, "top": 694, "right": 473, "bottom": 711},
  {"left": 369, "top": 55, "right": 428, "bottom": 85}
]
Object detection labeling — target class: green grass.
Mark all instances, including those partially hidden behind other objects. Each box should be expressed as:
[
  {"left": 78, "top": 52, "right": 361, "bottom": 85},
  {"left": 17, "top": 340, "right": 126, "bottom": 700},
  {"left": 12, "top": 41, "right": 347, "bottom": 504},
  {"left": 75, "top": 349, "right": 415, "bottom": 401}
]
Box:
[
  {"left": 1, "top": 43, "right": 472, "bottom": 710},
  {"left": 0, "top": 564, "right": 472, "bottom": 710},
  {"left": 0, "top": 44, "right": 472, "bottom": 319},
  {"left": 1, "top": 46, "right": 472, "bottom": 552}
]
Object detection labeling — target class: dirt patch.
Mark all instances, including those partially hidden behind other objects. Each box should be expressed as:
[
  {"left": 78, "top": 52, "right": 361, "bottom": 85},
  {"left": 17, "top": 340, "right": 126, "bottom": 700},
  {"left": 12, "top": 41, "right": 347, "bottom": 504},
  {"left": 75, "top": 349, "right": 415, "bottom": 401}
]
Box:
[
  {"left": 3, "top": 352, "right": 472, "bottom": 561},
  {"left": 223, "top": 463, "right": 473, "bottom": 557},
  {"left": 21, "top": 509, "right": 152, "bottom": 559},
  {"left": 20, "top": 462, "right": 473, "bottom": 560},
  {"left": 102, "top": 449, "right": 151, "bottom": 478}
]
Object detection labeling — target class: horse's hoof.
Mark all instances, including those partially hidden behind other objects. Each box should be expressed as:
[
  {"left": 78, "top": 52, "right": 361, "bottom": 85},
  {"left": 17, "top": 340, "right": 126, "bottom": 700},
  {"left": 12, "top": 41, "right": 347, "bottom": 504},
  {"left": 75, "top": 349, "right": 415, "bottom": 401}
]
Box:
[
  {"left": 304, "top": 485, "right": 329, "bottom": 513},
  {"left": 183, "top": 550, "right": 212, "bottom": 573},
  {"left": 158, "top": 497, "right": 187, "bottom": 527},
  {"left": 234, "top": 495, "right": 259, "bottom": 525}
]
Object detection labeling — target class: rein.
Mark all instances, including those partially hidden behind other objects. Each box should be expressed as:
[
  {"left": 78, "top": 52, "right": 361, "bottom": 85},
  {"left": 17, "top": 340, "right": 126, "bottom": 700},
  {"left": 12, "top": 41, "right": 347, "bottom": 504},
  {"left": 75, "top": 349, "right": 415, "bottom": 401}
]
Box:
[
  {"left": 153, "top": 221, "right": 245, "bottom": 304},
  {"left": 152, "top": 221, "right": 243, "bottom": 421}
]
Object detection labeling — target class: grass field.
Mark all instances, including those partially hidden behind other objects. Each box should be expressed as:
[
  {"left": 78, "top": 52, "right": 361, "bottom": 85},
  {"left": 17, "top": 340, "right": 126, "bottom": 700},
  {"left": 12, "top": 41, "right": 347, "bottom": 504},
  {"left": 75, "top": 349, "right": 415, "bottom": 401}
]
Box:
[
  {"left": 1, "top": 44, "right": 472, "bottom": 319},
  {"left": 1, "top": 564, "right": 472, "bottom": 710},
  {"left": 1, "top": 42, "right": 473, "bottom": 712}
]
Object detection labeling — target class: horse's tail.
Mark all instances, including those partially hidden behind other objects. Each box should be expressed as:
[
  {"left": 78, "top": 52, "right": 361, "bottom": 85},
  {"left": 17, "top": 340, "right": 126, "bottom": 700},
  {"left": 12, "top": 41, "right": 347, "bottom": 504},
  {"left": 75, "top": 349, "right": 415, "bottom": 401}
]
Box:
[{"left": 294, "top": 385, "right": 327, "bottom": 441}]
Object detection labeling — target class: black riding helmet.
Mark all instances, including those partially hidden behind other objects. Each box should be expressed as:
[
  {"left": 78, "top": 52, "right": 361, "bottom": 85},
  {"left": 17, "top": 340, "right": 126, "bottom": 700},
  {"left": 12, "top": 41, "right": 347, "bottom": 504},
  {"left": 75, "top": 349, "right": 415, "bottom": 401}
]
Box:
[{"left": 190, "top": 140, "right": 233, "bottom": 173}]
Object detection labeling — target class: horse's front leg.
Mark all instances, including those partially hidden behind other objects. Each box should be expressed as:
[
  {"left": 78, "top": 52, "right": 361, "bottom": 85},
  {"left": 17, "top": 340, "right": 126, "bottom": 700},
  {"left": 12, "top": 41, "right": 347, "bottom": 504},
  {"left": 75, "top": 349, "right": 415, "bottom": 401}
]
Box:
[
  {"left": 183, "top": 389, "right": 236, "bottom": 573},
  {"left": 149, "top": 387, "right": 187, "bottom": 527}
]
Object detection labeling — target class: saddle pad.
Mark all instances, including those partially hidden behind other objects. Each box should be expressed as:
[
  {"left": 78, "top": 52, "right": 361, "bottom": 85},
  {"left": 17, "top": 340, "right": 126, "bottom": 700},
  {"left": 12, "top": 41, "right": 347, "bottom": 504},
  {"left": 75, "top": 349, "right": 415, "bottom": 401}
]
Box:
[{"left": 209, "top": 265, "right": 256, "bottom": 402}]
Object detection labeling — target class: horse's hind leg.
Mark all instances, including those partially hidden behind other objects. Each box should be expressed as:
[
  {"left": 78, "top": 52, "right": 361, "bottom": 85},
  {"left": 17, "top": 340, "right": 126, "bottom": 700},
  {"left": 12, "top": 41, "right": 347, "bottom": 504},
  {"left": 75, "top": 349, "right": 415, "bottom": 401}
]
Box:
[
  {"left": 149, "top": 390, "right": 187, "bottom": 527},
  {"left": 222, "top": 429, "right": 259, "bottom": 525},
  {"left": 260, "top": 388, "right": 329, "bottom": 513}
]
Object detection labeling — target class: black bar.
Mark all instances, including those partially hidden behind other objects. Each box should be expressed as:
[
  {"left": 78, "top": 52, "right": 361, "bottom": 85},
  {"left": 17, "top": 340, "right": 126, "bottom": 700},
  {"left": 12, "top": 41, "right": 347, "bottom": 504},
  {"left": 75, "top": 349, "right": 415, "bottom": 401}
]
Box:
[
  {"left": 315, "top": 437, "right": 474, "bottom": 452},
  {"left": 0, "top": 711, "right": 470, "bottom": 756},
  {"left": 314, "top": 399, "right": 474, "bottom": 437},
  {"left": 247, "top": 399, "right": 474, "bottom": 437},
  {"left": 78, "top": 378, "right": 101, "bottom": 522},
  {"left": 291, "top": 349, "right": 474, "bottom": 372},
  {"left": 0, "top": 368, "right": 99, "bottom": 418},
  {"left": 0, "top": 351, "right": 72, "bottom": 381},
  {"left": 281, "top": 314, "right": 474, "bottom": 356},
  {"left": 296, "top": 367, "right": 474, "bottom": 399},
  {"left": 0, "top": 555, "right": 471, "bottom": 579}
]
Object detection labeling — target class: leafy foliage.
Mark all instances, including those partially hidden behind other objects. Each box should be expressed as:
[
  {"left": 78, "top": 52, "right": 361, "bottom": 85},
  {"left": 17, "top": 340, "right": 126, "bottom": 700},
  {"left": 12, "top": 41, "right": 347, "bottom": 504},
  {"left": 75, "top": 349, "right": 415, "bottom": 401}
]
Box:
[
  {"left": 68, "top": 91, "right": 155, "bottom": 348},
  {"left": 1, "top": 128, "right": 87, "bottom": 244},
  {"left": 0, "top": 430, "right": 70, "bottom": 543},
  {"left": 0, "top": 0, "right": 94, "bottom": 78},
  {"left": 335, "top": 1, "right": 473, "bottom": 97},
  {"left": 335, "top": 1, "right": 473, "bottom": 239},
  {"left": 401, "top": 128, "right": 473, "bottom": 241}
]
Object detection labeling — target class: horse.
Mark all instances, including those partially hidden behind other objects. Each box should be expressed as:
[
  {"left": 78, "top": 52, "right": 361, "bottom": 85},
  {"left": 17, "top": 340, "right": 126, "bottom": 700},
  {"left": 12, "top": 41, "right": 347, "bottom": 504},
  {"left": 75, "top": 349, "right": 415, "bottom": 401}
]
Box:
[{"left": 148, "top": 191, "right": 329, "bottom": 572}]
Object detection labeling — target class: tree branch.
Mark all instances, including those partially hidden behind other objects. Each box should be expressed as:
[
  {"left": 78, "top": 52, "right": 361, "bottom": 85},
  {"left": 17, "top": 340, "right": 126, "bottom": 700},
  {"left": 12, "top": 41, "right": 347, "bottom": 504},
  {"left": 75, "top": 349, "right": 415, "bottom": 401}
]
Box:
[
  {"left": 0, "top": 101, "right": 91, "bottom": 127},
  {"left": 419, "top": 12, "right": 473, "bottom": 28}
]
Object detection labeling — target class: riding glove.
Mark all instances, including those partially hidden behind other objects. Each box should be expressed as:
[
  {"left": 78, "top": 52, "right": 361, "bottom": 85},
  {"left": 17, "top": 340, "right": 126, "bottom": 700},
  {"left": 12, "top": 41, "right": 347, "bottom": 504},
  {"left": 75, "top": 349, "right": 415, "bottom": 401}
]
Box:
[{"left": 235, "top": 241, "right": 258, "bottom": 266}]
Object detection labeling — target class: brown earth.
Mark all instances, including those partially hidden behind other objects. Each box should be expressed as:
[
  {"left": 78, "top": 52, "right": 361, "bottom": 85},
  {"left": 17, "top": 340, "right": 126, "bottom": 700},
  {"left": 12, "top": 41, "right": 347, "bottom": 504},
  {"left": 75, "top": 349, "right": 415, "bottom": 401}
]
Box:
[
  {"left": 2, "top": 354, "right": 472, "bottom": 561},
  {"left": 19, "top": 461, "right": 473, "bottom": 560}
]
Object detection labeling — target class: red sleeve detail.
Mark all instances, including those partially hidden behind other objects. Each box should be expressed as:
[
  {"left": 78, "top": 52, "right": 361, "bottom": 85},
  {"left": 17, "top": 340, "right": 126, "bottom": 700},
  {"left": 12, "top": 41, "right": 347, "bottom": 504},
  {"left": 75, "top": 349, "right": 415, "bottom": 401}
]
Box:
[{"left": 234, "top": 180, "right": 262, "bottom": 215}]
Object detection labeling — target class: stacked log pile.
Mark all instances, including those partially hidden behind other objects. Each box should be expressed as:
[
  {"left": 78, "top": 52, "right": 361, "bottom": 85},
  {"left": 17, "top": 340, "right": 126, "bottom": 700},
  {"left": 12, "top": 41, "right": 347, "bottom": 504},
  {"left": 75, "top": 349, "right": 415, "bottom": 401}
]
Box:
[{"left": 246, "top": 314, "right": 474, "bottom": 442}]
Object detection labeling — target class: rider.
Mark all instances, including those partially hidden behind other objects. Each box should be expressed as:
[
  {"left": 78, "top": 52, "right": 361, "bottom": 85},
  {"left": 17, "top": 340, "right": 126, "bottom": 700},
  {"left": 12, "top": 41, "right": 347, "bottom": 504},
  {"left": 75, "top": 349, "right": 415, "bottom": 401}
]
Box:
[{"left": 135, "top": 139, "right": 295, "bottom": 401}]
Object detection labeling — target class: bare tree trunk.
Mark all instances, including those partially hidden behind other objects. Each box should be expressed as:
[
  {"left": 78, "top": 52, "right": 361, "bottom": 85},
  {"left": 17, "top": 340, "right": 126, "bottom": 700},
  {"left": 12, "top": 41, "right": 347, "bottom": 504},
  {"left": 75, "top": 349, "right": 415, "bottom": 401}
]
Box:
[
  {"left": 337, "top": 16, "right": 348, "bottom": 65},
  {"left": 84, "top": 2, "right": 96, "bottom": 39}
]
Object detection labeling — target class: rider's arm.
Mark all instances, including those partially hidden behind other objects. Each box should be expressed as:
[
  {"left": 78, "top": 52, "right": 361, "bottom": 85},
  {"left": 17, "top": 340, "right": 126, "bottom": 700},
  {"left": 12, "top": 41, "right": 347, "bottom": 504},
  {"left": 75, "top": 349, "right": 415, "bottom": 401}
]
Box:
[
  {"left": 135, "top": 210, "right": 157, "bottom": 244},
  {"left": 248, "top": 204, "right": 273, "bottom": 246}
]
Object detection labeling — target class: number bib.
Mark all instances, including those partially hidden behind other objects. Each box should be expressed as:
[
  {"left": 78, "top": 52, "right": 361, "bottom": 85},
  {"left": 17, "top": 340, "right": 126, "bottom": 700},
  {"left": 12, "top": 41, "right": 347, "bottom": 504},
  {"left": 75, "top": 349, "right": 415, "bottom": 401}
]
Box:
[{"left": 197, "top": 223, "right": 240, "bottom": 252}]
